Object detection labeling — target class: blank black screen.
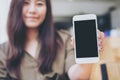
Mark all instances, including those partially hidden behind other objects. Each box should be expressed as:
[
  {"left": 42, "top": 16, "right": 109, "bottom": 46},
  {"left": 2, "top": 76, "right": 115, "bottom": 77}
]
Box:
[{"left": 74, "top": 20, "right": 98, "bottom": 58}]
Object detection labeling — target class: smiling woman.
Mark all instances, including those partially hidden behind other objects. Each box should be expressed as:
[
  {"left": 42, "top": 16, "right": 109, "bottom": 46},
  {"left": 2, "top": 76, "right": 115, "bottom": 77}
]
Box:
[
  {"left": 0, "top": 0, "right": 104, "bottom": 80},
  {"left": 22, "top": 0, "right": 47, "bottom": 28}
]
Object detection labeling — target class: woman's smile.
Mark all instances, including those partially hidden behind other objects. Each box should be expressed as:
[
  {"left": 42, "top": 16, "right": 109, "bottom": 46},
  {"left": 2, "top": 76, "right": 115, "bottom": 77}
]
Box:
[
  {"left": 22, "top": 0, "right": 47, "bottom": 28},
  {"left": 25, "top": 16, "right": 39, "bottom": 21}
]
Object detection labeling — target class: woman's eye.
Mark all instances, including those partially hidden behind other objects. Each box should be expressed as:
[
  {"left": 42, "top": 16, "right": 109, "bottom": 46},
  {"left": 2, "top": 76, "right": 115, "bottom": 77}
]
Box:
[
  {"left": 36, "top": 3, "right": 43, "bottom": 6},
  {"left": 24, "top": 1, "right": 29, "bottom": 5}
]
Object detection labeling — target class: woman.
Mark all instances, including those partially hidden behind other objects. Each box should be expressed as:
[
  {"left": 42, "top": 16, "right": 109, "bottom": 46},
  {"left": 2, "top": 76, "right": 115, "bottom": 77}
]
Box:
[{"left": 0, "top": 0, "right": 104, "bottom": 80}]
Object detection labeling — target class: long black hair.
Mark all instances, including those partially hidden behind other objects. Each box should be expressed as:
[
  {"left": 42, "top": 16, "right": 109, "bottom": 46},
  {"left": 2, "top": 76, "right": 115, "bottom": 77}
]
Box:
[{"left": 7, "top": 0, "right": 63, "bottom": 79}]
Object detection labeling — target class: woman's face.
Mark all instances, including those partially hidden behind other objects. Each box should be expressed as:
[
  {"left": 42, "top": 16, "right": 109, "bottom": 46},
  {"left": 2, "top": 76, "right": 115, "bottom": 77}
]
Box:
[{"left": 22, "top": 0, "right": 47, "bottom": 28}]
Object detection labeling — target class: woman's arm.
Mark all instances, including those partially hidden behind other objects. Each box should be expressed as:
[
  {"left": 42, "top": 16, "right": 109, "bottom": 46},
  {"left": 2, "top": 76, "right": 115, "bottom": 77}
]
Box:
[
  {"left": 68, "top": 30, "right": 104, "bottom": 80},
  {"left": 0, "top": 43, "right": 15, "bottom": 80},
  {"left": 0, "top": 45, "right": 8, "bottom": 79},
  {"left": 68, "top": 64, "right": 93, "bottom": 80}
]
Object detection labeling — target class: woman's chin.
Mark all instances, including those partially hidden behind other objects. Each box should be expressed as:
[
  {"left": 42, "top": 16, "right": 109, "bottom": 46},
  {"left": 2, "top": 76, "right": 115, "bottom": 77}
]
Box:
[{"left": 25, "top": 24, "right": 39, "bottom": 29}]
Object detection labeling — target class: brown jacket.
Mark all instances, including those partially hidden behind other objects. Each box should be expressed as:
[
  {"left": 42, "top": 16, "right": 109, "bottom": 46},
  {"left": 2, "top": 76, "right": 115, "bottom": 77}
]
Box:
[{"left": 0, "top": 30, "right": 75, "bottom": 80}]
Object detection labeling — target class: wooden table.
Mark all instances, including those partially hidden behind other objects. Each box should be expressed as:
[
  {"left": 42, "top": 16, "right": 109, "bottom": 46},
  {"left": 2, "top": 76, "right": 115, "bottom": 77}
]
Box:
[{"left": 90, "top": 37, "right": 120, "bottom": 80}]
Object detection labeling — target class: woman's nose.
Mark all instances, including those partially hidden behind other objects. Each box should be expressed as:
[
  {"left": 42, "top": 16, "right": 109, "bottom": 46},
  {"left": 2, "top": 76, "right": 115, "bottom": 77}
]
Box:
[{"left": 28, "top": 4, "right": 36, "bottom": 13}]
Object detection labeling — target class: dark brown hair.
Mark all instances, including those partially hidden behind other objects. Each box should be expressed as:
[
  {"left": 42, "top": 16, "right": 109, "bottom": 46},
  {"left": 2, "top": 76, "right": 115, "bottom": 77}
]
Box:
[{"left": 7, "top": 0, "right": 63, "bottom": 79}]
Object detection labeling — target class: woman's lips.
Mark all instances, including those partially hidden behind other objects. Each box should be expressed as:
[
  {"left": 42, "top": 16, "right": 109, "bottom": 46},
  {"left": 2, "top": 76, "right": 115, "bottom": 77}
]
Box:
[{"left": 25, "top": 16, "right": 38, "bottom": 21}]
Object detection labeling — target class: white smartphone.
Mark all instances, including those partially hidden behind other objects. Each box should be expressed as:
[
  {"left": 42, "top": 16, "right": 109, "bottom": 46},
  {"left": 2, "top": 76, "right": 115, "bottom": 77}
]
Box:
[{"left": 73, "top": 14, "right": 100, "bottom": 64}]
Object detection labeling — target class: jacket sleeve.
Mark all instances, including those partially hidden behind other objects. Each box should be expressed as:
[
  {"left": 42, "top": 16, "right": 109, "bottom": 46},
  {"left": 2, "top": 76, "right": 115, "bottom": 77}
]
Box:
[
  {"left": 0, "top": 44, "right": 8, "bottom": 78},
  {"left": 65, "top": 36, "right": 75, "bottom": 72}
]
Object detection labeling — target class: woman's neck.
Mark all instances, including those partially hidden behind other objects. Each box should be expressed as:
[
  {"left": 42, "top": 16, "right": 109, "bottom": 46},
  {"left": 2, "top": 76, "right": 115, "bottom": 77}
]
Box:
[
  {"left": 26, "top": 28, "right": 39, "bottom": 42},
  {"left": 25, "top": 28, "right": 39, "bottom": 58}
]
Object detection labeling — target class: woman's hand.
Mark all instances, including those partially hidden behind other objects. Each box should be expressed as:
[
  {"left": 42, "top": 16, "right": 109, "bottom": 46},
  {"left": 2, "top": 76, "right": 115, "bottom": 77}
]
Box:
[
  {"left": 69, "top": 30, "right": 105, "bottom": 80},
  {"left": 71, "top": 30, "right": 105, "bottom": 53},
  {"left": 97, "top": 30, "right": 105, "bottom": 53}
]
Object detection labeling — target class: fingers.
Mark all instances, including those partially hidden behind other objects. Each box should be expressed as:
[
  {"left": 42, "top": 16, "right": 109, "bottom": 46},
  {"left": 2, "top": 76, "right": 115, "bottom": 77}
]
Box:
[
  {"left": 97, "top": 30, "right": 105, "bottom": 53},
  {"left": 97, "top": 30, "right": 105, "bottom": 39}
]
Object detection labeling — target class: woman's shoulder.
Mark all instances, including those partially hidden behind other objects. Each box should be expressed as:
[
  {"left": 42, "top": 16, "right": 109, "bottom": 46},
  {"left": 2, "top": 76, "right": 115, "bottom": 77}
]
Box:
[
  {"left": 57, "top": 29, "right": 71, "bottom": 37},
  {"left": 57, "top": 29, "right": 72, "bottom": 42},
  {"left": 0, "top": 42, "right": 9, "bottom": 56}
]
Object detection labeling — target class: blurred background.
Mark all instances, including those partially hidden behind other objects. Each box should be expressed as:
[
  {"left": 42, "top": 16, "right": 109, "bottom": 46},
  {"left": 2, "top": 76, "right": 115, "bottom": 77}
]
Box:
[{"left": 1, "top": 0, "right": 120, "bottom": 80}]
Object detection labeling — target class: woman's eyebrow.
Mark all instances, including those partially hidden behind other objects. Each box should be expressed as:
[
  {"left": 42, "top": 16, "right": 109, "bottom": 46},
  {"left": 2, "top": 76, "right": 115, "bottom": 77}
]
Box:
[
  {"left": 24, "top": 0, "right": 45, "bottom": 2},
  {"left": 36, "top": 0, "right": 45, "bottom": 2}
]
